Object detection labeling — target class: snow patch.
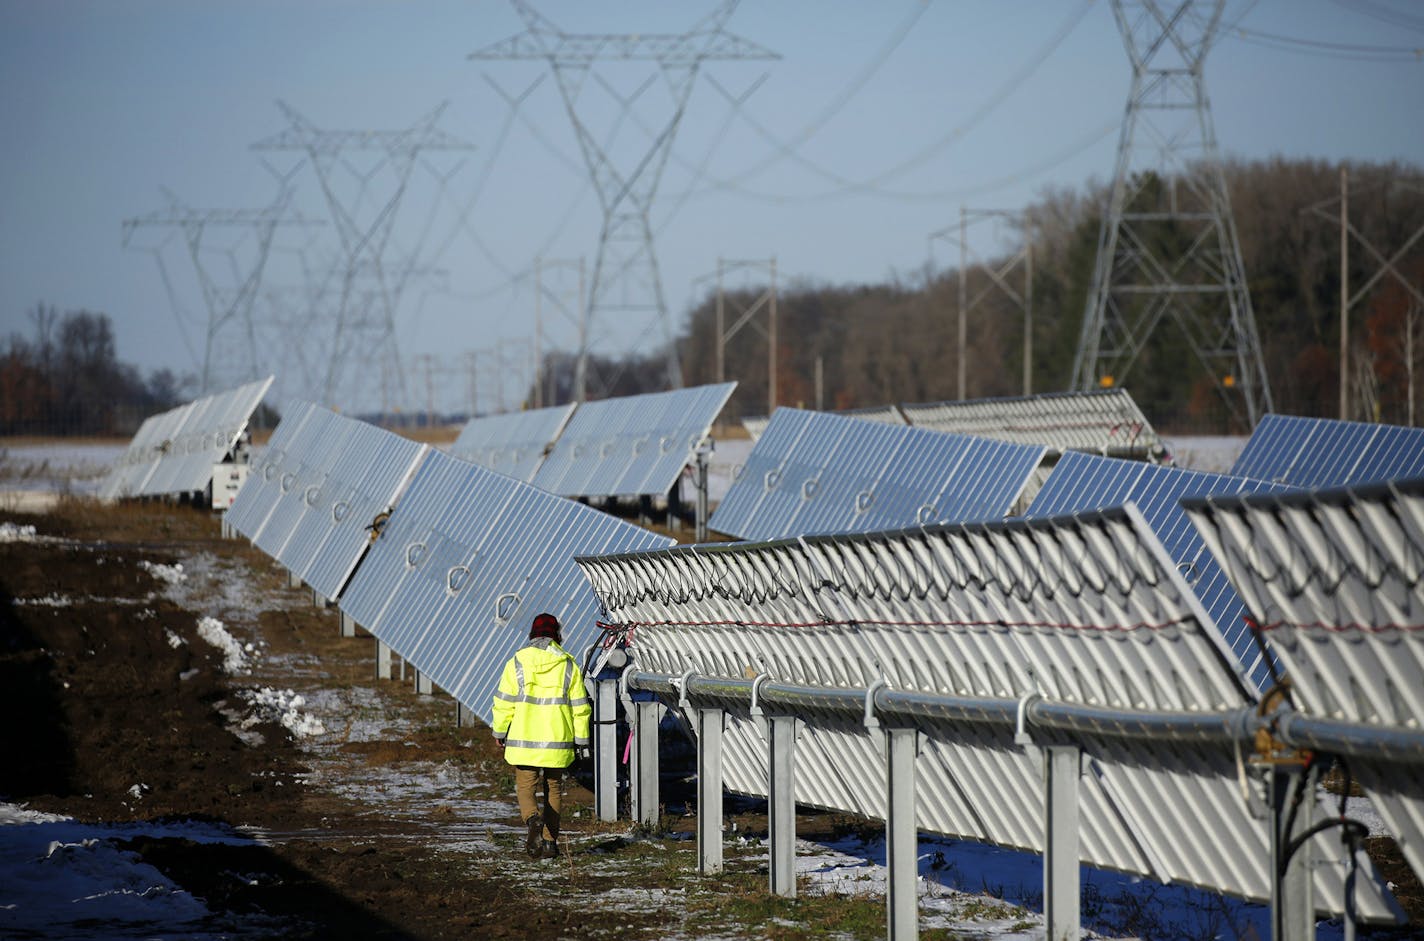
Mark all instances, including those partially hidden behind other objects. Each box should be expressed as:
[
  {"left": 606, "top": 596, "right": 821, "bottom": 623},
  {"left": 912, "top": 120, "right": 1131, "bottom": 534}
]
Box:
[
  {"left": 241, "top": 687, "right": 326, "bottom": 739},
  {"left": 165, "top": 628, "right": 185, "bottom": 649},
  {"left": 139, "top": 560, "right": 186, "bottom": 585},
  {"left": 16, "top": 593, "right": 73, "bottom": 607},
  {"left": 196, "top": 616, "right": 248, "bottom": 674},
  {"left": 0, "top": 522, "right": 38, "bottom": 542}
]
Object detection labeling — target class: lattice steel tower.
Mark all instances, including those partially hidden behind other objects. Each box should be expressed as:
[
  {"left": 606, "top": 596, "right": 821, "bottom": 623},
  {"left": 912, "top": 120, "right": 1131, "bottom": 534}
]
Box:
[
  {"left": 123, "top": 189, "right": 311, "bottom": 394},
  {"left": 1072, "top": 0, "right": 1272, "bottom": 424},
  {"left": 252, "top": 102, "right": 473, "bottom": 409},
  {"left": 472, "top": 0, "right": 777, "bottom": 400}
]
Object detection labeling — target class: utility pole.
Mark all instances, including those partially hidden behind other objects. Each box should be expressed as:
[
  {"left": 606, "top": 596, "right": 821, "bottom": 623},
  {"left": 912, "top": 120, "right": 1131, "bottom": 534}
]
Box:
[
  {"left": 1072, "top": 0, "right": 1271, "bottom": 426},
  {"left": 1340, "top": 167, "right": 1349, "bottom": 420},
  {"left": 472, "top": 1, "right": 777, "bottom": 399},
  {"left": 930, "top": 209, "right": 1034, "bottom": 399},
  {"left": 697, "top": 257, "right": 778, "bottom": 415},
  {"left": 1302, "top": 173, "right": 1424, "bottom": 424}
]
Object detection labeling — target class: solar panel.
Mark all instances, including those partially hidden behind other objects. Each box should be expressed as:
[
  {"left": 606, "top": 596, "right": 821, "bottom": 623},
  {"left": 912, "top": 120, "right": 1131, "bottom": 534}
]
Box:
[
  {"left": 1185, "top": 480, "right": 1424, "bottom": 890},
  {"left": 901, "top": 388, "right": 1162, "bottom": 458},
  {"left": 225, "top": 403, "right": 429, "bottom": 602},
  {"left": 837, "top": 404, "right": 906, "bottom": 424},
  {"left": 338, "top": 448, "right": 674, "bottom": 723},
  {"left": 709, "top": 407, "right": 1044, "bottom": 541},
  {"left": 224, "top": 401, "right": 320, "bottom": 541},
  {"left": 448, "top": 404, "right": 576, "bottom": 483},
  {"left": 1230, "top": 413, "right": 1424, "bottom": 487},
  {"left": 98, "top": 376, "right": 272, "bottom": 499},
  {"left": 1024, "top": 451, "right": 1295, "bottom": 690},
  {"left": 529, "top": 383, "right": 735, "bottom": 498},
  {"left": 577, "top": 509, "right": 1396, "bottom": 917}
]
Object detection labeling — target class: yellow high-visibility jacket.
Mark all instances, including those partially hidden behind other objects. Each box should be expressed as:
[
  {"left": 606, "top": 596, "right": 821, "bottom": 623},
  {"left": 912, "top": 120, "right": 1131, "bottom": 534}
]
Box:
[{"left": 491, "top": 640, "right": 591, "bottom": 768}]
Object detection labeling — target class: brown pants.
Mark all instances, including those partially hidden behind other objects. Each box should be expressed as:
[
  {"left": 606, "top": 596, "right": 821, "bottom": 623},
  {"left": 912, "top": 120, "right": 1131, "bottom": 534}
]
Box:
[{"left": 515, "top": 765, "right": 564, "bottom": 841}]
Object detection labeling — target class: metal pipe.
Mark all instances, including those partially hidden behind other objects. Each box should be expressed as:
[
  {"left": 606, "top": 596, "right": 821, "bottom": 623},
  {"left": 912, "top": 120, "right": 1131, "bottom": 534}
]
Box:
[{"left": 1276, "top": 712, "right": 1424, "bottom": 764}]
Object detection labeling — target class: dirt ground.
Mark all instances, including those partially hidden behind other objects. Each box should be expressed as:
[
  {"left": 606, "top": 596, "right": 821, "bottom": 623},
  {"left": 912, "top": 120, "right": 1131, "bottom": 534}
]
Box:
[
  {"left": 0, "top": 500, "right": 689, "bottom": 940},
  {"left": 2, "top": 498, "right": 1420, "bottom": 940}
]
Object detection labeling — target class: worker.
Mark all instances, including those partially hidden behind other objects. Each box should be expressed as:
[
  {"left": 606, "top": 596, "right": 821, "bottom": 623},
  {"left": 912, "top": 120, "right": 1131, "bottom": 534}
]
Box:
[{"left": 491, "top": 612, "right": 592, "bottom": 859}]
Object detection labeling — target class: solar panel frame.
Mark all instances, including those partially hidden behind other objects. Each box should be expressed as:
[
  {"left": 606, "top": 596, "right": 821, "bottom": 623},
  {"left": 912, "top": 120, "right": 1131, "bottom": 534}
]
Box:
[
  {"left": 1231, "top": 413, "right": 1424, "bottom": 487},
  {"left": 448, "top": 403, "right": 576, "bottom": 483},
  {"left": 528, "top": 383, "right": 735, "bottom": 498},
  {"left": 577, "top": 509, "right": 1398, "bottom": 917},
  {"left": 900, "top": 388, "right": 1161, "bottom": 457},
  {"left": 338, "top": 448, "right": 674, "bottom": 722},
  {"left": 708, "top": 408, "right": 1044, "bottom": 541},
  {"left": 1184, "top": 480, "right": 1424, "bottom": 892},
  {"left": 224, "top": 401, "right": 320, "bottom": 541},
  {"left": 1024, "top": 451, "right": 1295, "bottom": 690}
]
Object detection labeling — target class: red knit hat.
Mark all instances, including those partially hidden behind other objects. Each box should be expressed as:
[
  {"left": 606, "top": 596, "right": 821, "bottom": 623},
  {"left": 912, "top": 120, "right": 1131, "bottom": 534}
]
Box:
[{"left": 529, "top": 612, "right": 561, "bottom": 639}]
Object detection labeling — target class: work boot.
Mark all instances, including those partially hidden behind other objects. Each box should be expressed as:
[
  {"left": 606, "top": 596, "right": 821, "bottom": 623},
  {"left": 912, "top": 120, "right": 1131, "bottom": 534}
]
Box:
[
  {"left": 540, "top": 839, "right": 559, "bottom": 859},
  {"left": 525, "top": 814, "right": 543, "bottom": 858}
]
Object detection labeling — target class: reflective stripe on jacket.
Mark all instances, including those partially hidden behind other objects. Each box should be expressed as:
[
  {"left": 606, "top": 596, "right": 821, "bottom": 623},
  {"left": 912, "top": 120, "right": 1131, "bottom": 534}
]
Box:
[{"left": 490, "top": 640, "right": 591, "bottom": 768}]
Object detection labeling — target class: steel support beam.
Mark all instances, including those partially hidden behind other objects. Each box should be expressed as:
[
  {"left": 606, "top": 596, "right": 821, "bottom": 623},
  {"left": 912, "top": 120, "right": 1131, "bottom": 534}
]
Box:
[
  {"left": 1043, "top": 745, "right": 1082, "bottom": 941},
  {"left": 595, "top": 678, "right": 620, "bottom": 822},
  {"left": 414, "top": 669, "right": 433, "bottom": 695},
  {"left": 339, "top": 611, "right": 357, "bottom": 638},
  {"left": 1271, "top": 764, "right": 1317, "bottom": 941},
  {"left": 375, "top": 638, "right": 392, "bottom": 680},
  {"left": 695, "top": 706, "right": 725, "bottom": 874},
  {"left": 885, "top": 727, "right": 919, "bottom": 941},
  {"left": 630, "top": 700, "right": 662, "bottom": 828},
  {"left": 287, "top": 568, "right": 302, "bottom": 589},
  {"left": 767, "top": 714, "right": 799, "bottom": 897},
  {"left": 455, "top": 700, "right": 479, "bottom": 728}
]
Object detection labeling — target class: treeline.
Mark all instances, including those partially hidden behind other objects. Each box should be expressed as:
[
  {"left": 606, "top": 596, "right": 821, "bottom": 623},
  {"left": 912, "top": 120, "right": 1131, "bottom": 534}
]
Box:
[
  {"left": 1, "top": 306, "right": 191, "bottom": 437},
  {"left": 555, "top": 156, "right": 1424, "bottom": 434}
]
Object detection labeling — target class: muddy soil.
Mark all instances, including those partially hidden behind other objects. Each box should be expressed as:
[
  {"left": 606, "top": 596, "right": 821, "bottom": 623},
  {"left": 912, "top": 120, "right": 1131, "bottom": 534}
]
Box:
[{"left": 0, "top": 501, "right": 676, "bottom": 940}]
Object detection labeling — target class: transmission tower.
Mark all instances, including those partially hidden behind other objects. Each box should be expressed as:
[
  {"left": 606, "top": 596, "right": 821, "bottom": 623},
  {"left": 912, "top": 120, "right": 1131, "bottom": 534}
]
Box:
[
  {"left": 123, "top": 188, "right": 314, "bottom": 394},
  {"left": 252, "top": 102, "right": 474, "bottom": 409},
  {"left": 471, "top": 0, "right": 777, "bottom": 401},
  {"left": 1072, "top": 0, "right": 1272, "bottom": 425}
]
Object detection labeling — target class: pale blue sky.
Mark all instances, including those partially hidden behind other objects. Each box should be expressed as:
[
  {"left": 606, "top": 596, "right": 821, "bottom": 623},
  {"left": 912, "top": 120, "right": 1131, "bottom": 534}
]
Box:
[{"left": 1, "top": 0, "right": 1420, "bottom": 413}]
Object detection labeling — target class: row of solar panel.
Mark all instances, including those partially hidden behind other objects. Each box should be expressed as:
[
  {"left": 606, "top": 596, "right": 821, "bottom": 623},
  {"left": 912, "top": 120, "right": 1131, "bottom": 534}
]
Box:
[
  {"left": 225, "top": 401, "right": 675, "bottom": 725},
  {"left": 449, "top": 382, "right": 736, "bottom": 499},
  {"left": 742, "top": 389, "right": 1163, "bottom": 458},
  {"left": 98, "top": 376, "right": 273, "bottom": 500},
  {"left": 577, "top": 480, "right": 1424, "bottom": 920},
  {"left": 709, "top": 407, "right": 1424, "bottom": 692}
]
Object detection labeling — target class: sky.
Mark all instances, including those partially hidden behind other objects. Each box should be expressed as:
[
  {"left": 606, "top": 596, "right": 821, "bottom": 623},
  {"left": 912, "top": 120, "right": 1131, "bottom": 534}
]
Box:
[{"left": 1, "top": 0, "right": 1421, "bottom": 415}]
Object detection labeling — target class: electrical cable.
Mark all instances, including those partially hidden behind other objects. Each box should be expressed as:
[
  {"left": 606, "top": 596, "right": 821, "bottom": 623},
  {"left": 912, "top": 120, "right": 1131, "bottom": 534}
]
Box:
[{"left": 1226, "top": 24, "right": 1423, "bottom": 61}]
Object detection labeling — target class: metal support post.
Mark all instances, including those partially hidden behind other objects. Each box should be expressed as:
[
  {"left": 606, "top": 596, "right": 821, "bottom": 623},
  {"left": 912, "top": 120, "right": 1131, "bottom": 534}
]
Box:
[
  {"left": 1271, "top": 764, "right": 1317, "bottom": 941},
  {"left": 311, "top": 588, "right": 326, "bottom": 608},
  {"left": 375, "top": 638, "right": 392, "bottom": 680},
  {"left": 287, "top": 568, "right": 302, "bottom": 589},
  {"left": 630, "top": 700, "right": 662, "bottom": 829},
  {"left": 455, "top": 700, "right": 479, "bottom": 728},
  {"left": 885, "top": 727, "right": 919, "bottom": 941},
  {"left": 415, "top": 669, "right": 433, "bottom": 695},
  {"left": 339, "top": 611, "right": 357, "bottom": 638},
  {"left": 595, "top": 677, "right": 621, "bottom": 822},
  {"left": 1043, "top": 745, "right": 1082, "bottom": 941},
  {"left": 767, "top": 714, "right": 799, "bottom": 897},
  {"left": 695, "top": 706, "right": 725, "bottom": 874},
  {"left": 694, "top": 438, "right": 713, "bottom": 543}
]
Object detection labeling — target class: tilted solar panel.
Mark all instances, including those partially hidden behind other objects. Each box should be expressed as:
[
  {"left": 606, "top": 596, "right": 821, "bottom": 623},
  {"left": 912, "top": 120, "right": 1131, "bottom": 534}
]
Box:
[
  {"left": 98, "top": 376, "right": 272, "bottom": 499},
  {"left": 338, "top": 449, "right": 674, "bottom": 722},
  {"left": 244, "top": 406, "right": 428, "bottom": 601},
  {"left": 900, "top": 388, "right": 1162, "bottom": 458},
  {"left": 1230, "top": 413, "right": 1424, "bottom": 487},
  {"left": 448, "top": 404, "right": 576, "bottom": 483},
  {"left": 576, "top": 508, "right": 1397, "bottom": 918},
  {"left": 1185, "top": 480, "right": 1424, "bottom": 890},
  {"left": 529, "top": 383, "right": 735, "bottom": 498},
  {"left": 225, "top": 401, "right": 320, "bottom": 540},
  {"left": 709, "top": 408, "right": 1044, "bottom": 541},
  {"left": 1024, "top": 450, "right": 1294, "bottom": 690}
]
